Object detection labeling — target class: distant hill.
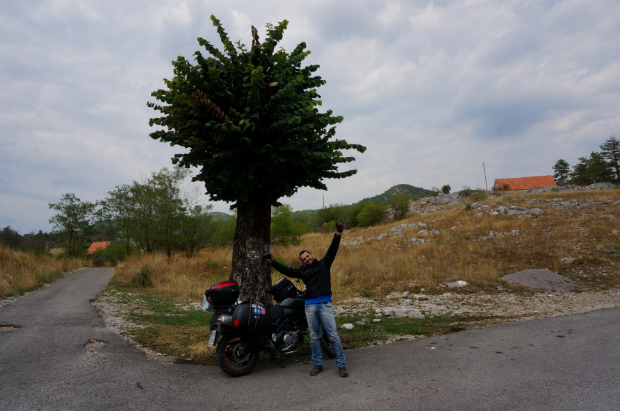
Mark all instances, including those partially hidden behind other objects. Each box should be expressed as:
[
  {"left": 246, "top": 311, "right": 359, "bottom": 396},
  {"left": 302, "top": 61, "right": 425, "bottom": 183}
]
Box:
[
  {"left": 289, "top": 184, "right": 432, "bottom": 221},
  {"left": 360, "top": 184, "right": 432, "bottom": 205},
  {"left": 209, "top": 211, "right": 231, "bottom": 220}
]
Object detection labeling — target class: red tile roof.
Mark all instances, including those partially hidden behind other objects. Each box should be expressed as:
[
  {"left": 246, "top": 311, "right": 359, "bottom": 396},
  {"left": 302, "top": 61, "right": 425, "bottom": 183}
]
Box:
[
  {"left": 87, "top": 241, "right": 111, "bottom": 254},
  {"left": 494, "top": 175, "right": 556, "bottom": 191}
]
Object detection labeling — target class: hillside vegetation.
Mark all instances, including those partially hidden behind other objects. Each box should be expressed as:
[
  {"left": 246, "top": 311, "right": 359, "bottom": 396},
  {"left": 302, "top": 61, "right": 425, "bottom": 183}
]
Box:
[{"left": 115, "top": 188, "right": 620, "bottom": 301}]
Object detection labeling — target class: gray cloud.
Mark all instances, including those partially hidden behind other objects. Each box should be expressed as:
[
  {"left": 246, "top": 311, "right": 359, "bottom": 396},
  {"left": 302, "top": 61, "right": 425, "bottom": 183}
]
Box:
[{"left": 1, "top": 0, "right": 620, "bottom": 231}]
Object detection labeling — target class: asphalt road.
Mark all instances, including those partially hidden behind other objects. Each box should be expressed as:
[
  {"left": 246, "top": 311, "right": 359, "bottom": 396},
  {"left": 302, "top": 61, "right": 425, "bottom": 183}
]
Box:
[{"left": 1, "top": 267, "right": 619, "bottom": 410}]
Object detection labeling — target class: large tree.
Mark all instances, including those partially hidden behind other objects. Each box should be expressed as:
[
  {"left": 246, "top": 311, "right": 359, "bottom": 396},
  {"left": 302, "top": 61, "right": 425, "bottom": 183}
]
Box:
[
  {"left": 48, "top": 193, "right": 96, "bottom": 257},
  {"left": 148, "top": 17, "right": 365, "bottom": 306},
  {"left": 600, "top": 136, "right": 620, "bottom": 183},
  {"left": 570, "top": 152, "right": 613, "bottom": 185}
]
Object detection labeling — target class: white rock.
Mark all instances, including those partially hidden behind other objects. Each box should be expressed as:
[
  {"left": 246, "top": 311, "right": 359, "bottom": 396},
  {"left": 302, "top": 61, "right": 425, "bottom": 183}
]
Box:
[
  {"left": 394, "top": 310, "right": 408, "bottom": 318},
  {"left": 407, "top": 310, "right": 425, "bottom": 319},
  {"left": 374, "top": 313, "right": 382, "bottom": 317},
  {"left": 613, "top": 229, "right": 619, "bottom": 235},
  {"left": 390, "top": 224, "right": 408, "bottom": 232},
  {"left": 375, "top": 308, "right": 382, "bottom": 313},
  {"left": 402, "top": 291, "right": 410, "bottom": 299},
  {"left": 446, "top": 280, "right": 469, "bottom": 288},
  {"left": 418, "top": 230, "right": 429, "bottom": 236},
  {"left": 373, "top": 319, "right": 381, "bottom": 323},
  {"left": 341, "top": 324, "right": 354, "bottom": 330}
]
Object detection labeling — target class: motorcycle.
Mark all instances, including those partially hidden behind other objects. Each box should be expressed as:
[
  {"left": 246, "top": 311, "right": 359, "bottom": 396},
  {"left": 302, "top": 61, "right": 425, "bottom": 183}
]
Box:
[{"left": 203, "top": 278, "right": 335, "bottom": 377}]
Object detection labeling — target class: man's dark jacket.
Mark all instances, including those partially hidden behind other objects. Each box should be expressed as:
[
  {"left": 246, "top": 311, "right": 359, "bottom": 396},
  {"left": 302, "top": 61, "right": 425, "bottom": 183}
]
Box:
[{"left": 270, "top": 234, "right": 341, "bottom": 299}]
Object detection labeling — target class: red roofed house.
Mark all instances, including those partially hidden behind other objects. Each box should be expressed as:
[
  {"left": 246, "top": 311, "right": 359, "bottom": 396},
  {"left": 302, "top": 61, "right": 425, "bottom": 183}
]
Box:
[
  {"left": 87, "top": 241, "right": 111, "bottom": 254},
  {"left": 494, "top": 175, "right": 557, "bottom": 191}
]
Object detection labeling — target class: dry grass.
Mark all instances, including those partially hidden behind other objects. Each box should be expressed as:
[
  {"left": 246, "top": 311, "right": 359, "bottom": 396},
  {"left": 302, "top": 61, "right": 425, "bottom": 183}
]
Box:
[
  {"left": 115, "top": 246, "right": 233, "bottom": 299},
  {"left": 116, "top": 189, "right": 620, "bottom": 302},
  {"left": 0, "top": 246, "right": 84, "bottom": 297}
]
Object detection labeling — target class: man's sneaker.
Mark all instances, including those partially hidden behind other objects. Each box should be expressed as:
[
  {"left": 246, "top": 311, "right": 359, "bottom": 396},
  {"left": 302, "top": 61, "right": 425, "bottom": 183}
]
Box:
[
  {"left": 338, "top": 366, "right": 348, "bottom": 377},
  {"left": 310, "top": 365, "right": 323, "bottom": 376}
]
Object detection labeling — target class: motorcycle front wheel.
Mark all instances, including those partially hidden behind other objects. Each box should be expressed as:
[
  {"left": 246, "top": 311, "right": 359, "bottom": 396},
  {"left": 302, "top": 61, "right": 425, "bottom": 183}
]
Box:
[
  {"left": 216, "top": 334, "right": 259, "bottom": 377},
  {"left": 319, "top": 327, "right": 336, "bottom": 358}
]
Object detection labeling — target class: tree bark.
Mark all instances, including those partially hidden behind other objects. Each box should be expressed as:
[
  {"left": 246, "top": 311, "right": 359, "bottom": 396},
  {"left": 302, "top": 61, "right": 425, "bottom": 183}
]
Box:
[{"left": 230, "top": 193, "right": 273, "bottom": 308}]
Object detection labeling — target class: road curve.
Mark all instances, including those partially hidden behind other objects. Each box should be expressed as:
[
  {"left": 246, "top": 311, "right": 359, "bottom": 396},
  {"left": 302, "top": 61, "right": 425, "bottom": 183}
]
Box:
[{"left": 1, "top": 267, "right": 619, "bottom": 410}]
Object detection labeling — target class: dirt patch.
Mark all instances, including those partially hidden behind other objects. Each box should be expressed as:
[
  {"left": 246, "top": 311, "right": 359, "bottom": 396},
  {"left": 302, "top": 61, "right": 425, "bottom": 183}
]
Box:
[
  {"left": 0, "top": 325, "right": 20, "bottom": 331},
  {"left": 501, "top": 269, "right": 576, "bottom": 291}
]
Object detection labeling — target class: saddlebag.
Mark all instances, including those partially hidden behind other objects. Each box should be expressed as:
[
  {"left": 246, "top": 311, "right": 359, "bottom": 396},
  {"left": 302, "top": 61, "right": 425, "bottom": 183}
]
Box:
[
  {"left": 269, "top": 278, "right": 298, "bottom": 303},
  {"left": 232, "top": 302, "right": 271, "bottom": 334}
]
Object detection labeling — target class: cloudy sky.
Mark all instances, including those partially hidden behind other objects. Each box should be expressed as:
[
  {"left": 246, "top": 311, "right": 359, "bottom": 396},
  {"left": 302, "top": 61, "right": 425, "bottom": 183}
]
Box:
[{"left": 2, "top": 0, "right": 620, "bottom": 233}]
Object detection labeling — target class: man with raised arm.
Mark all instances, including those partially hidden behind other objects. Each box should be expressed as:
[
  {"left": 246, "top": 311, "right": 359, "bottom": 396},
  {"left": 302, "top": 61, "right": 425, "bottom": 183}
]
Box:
[{"left": 266, "top": 222, "right": 348, "bottom": 377}]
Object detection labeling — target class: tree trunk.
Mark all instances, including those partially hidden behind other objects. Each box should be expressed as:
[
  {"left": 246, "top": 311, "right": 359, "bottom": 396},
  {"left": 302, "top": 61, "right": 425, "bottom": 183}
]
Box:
[{"left": 230, "top": 194, "right": 273, "bottom": 308}]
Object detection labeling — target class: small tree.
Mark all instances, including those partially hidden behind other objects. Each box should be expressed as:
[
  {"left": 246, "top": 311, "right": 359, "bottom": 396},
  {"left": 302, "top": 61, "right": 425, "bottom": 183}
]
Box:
[
  {"left": 552, "top": 159, "right": 571, "bottom": 186},
  {"left": 387, "top": 193, "right": 410, "bottom": 220},
  {"left": 177, "top": 204, "right": 214, "bottom": 257},
  {"left": 101, "top": 184, "right": 136, "bottom": 256},
  {"left": 441, "top": 185, "right": 451, "bottom": 194},
  {"left": 148, "top": 17, "right": 365, "bottom": 305},
  {"left": 600, "top": 136, "right": 620, "bottom": 183},
  {"left": 48, "top": 194, "right": 96, "bottom": 257},
  {"left": 0, "top": 226, "right": 21, "bottom": 250}
]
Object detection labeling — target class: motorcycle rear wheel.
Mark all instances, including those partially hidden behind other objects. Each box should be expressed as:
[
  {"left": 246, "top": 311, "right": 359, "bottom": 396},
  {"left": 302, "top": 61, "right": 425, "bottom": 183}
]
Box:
[
  {"left": 319, "top": 327, "right": 336, "bottom": 358},
  {"left": 216, "top": 334, "right": 259, "bottom": 377}
]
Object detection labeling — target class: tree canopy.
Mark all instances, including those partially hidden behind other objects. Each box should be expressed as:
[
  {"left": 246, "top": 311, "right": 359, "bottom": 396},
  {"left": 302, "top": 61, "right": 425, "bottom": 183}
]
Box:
[{"left": 148, "top": 16, "right": 365, "bottom": 207}]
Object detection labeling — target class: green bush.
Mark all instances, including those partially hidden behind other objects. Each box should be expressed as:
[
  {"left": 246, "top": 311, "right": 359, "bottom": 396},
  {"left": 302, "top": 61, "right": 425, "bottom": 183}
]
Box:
[
  {"left": 460, "top": 185, "right": 472, "bottom": 197},
  {"left": 387, "top": 193, "right": 410, "bottom": 220},
  {"left": 356, "top": 202, "right": 387, "bottom": 227},
  {"left": 469, "top": 189, "right": 487, "bottom": 202},
  {"left": 91, "top": 241, "right": 128, "bottom": 267},
  {"left": 271, "top": 204, "right": 304, "bottom": 245},
  {"left": 131, "top": 266, "right": 153, "bottom": 288},
  {"left": 464, "top": 203, "right": 472, "bottom": 211},
  {"left": 441, "top": 185, "right": 451, "bottom": 194}
]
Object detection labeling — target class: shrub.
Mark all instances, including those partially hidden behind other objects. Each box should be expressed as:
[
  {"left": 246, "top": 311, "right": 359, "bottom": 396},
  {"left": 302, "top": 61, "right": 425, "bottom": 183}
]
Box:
[
  {"left": 356, "top": 202, "right": 387, "bottom": 227},
  {"left": 464, "top": 203, "right": 472, "bottom": 211},
  {"left": 387, "top": 193, "right": 410, "bottom": 220},
  {"left": 130, "top": 266, "right": 153, "bottom": 288},
  {"left": 469, "top": 189, "right": 487, "bottom": 202},
  {"left": 91, "top": 242, "right": 127, "bottom": 267},
  {"left": 441, "top": 185, "right": 451, "bottom": 194},
  {"left": 460, "top": 185, "right": 472, "bottom": 197}
]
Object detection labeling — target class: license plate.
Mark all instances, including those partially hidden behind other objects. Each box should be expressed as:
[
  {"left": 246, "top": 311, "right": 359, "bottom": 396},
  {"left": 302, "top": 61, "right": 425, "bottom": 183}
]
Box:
[{"left": 207, "top": 330, "right": 217, "bottom": 348}]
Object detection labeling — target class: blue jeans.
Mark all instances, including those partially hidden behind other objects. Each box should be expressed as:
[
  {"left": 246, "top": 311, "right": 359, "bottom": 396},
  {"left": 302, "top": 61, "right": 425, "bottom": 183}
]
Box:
[{"left": 305, "top": 302, "right": 346, "bottom": 368}]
